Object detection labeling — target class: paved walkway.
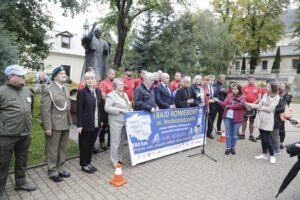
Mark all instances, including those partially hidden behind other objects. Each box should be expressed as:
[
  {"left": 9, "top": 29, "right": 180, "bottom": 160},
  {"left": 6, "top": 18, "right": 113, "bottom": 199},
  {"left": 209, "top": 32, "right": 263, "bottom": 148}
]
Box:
[{"left": 4, "top": 104, "right": 300, "bottom": 200}]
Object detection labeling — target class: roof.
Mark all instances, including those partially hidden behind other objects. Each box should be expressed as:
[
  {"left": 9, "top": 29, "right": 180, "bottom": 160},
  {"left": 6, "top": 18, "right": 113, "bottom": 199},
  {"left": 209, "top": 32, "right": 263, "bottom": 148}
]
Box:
[
  {"left": 237, "top": 45, "right": 300, "bottom": 58},
  {"left": 55, "top": 31, "right": 74, "bottom": 37}
]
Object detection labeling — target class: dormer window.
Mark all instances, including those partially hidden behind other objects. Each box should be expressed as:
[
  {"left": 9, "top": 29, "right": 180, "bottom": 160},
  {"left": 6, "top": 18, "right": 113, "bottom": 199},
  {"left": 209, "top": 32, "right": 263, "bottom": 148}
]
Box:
[
  {"left": 62, "top": 36, "right": 70, "bottom": 48},
  {"left": 55, "top": 31, "right": 73, "bottom": 49}
]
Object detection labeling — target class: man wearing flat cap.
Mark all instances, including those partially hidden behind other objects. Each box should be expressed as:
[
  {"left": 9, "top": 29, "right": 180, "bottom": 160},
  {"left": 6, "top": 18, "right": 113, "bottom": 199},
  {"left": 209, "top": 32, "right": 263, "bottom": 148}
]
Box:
[
  {"left": 0, "top": 65, "right": 36, "bottom": 200},
  {"left": 41, "top": 66, "right": 72, "bottom": 183}
]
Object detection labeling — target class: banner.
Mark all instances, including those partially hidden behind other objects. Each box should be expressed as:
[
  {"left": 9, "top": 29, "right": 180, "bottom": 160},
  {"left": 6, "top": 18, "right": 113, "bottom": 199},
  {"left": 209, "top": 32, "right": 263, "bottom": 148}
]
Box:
[{"left": 125, "top": 107, "right": 206, "bottom": 166}]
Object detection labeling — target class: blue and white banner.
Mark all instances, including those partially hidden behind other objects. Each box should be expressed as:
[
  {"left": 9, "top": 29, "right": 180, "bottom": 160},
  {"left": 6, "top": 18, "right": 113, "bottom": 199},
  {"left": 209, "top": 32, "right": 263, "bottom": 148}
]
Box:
[{"left": 125, "top": 107, "right": 206, "bottom": 166}]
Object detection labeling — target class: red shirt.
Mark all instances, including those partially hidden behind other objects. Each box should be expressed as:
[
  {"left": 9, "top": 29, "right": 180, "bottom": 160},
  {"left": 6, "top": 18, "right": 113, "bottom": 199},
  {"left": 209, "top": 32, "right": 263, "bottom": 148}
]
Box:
[
  {"left": 99, "top": 79, "right": 114, "bottom": 95},
  {"left": 261, "top": 87, "right": 268, "bottom": 95},
  {"left": 77, "top": 81, "right": 86, "bottom": 90},
  {"left": 243, "top": 84, "right": 261, "bottom": 103},
  {"left": 134, "top": 78, "right": 143, "bottom": 89},
  {"left": 123, "top": 75, "right": 135, "bottom": 101},
  {"left": 169, "top": 80, "right": 180, "bottom": 91}
]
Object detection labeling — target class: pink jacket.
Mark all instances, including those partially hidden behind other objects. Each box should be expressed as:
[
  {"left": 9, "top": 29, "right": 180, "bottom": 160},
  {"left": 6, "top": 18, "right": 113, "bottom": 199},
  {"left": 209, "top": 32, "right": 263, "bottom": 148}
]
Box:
[{"left": 218, "top": 94, "right": 245, "bottom": 123}]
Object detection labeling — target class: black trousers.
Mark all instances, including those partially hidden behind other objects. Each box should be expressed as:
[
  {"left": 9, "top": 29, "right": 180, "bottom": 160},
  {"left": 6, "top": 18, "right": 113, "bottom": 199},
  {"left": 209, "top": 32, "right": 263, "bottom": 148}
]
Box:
[
  {"left": 98, "top": 112, "right": 110, "bottom": 147},
  {"left": 0, "top": 136, "right": 31, "bottom": 193},
  {"left": 207, "top": 103, "right": 217, "bottom": 135},
  {"left": 216, "top": 104, "right": 224, "bottom": 131},
  {"left": 260, "top": 129, "right": 274, "bottom": 156},
  {"left": 279, "top": 122, "right": 286, "bottom": 143},
  {"left": 79, "top": 128, "right": 99, "bottom": 167}
]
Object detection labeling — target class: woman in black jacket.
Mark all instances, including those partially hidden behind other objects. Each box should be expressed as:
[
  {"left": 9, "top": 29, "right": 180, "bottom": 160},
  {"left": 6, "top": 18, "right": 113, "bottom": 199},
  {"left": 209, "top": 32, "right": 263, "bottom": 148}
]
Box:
[
  {"left": 279, "top": 83, "right": 293, "bottom": 149},
  {"left": 76, "top": 71, "right": 104, "bottom": 173}
]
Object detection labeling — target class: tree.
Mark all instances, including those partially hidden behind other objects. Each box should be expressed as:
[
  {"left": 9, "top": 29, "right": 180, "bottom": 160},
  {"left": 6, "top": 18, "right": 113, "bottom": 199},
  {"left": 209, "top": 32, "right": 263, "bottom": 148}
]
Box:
[
  {"left": 0, "top": 23, "right": 19, "bottom": 84},
  {"left": 212, "top": 0, "right": 290, "bottom": 74},
  {"left": 100, "top": 0, "right": 183, "bottom": 68},
  {"left": 272, "top": 47, "right": 281, "bottom": 72},
  {"left": 0, "top": 0, "right": 83, "bottom": 70},
  {"left": 241, "top": 57, "right": 246, "bottom": 74}
]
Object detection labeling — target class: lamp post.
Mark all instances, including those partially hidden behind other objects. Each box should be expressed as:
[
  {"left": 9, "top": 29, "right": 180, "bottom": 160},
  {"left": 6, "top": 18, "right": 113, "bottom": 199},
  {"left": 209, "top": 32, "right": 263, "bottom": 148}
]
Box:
[{"left": 83, "top": 18, "right": 89, "bottom": 37}]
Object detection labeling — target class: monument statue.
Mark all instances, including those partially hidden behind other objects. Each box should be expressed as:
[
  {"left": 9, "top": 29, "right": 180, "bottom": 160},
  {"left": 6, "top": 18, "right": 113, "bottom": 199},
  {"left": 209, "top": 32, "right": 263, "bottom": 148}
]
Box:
[{"left": 81, "top": 23, "right": 111, "bottom": 81}]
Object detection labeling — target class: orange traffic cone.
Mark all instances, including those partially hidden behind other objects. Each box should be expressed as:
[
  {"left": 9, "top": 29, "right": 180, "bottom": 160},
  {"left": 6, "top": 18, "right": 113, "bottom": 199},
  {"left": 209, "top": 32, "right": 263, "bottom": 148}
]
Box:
[
  {"left": 110, "top": 163, "right": 127, "bottom": 187},
  {"left": 218, "top": 129, "right": 226, "bottom": 143}
]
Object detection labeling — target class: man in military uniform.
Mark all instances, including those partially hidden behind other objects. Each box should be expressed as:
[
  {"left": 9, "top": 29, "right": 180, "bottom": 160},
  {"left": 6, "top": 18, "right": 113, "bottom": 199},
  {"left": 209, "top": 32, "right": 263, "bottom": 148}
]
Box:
[
  {"left": 0, "top": 65, "right": 36, "bottom": 200},
  {"left": 41, "top": 66, "right": 72, "bottom": 182}
]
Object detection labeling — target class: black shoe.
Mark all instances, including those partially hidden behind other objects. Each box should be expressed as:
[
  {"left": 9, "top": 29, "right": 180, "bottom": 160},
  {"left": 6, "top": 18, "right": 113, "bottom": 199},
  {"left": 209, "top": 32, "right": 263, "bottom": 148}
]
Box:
[
  {"left": 59, "top": 171, "right": 70, "bottom": 178},
  {"left": 216, "top": 131, "right": 222, "bottom": 135},
  {"left": 249, "top": 136, "right": 257, "bottom": 143},
  {"left": 280, "top": 144, "right": 284, "bottom": 149},
  {"left": 50, "top": 175, "right": 63, "bottom": 182},
  {"left": 231, "top": 148, "right": 236, "bottom": 155},
  {"left": 88, "top": 164, "right": 97, "bottom": 172},
  {"left": 92, "top": 148, "right": 100, "bottom": 154},
  {"left": 238, "top": 135, "right": 245, "bottom": 140},
  {"left": 207, "top": 134, "right": 214, "bottom": 139},
  {"left": 256, "top": 135, "right": 261, "bottom": 140},
  {"left": 82, "top": 166, "right": 94, "bottom": 174},
  {"left": 118, "top": 161, "right": 124, "bottom": 165},
  {"left": 14, "top": 181, "right": 36, "bottom": 191},
  {"left": 225, "top": 149, "right": 231, "bottom": 155}
]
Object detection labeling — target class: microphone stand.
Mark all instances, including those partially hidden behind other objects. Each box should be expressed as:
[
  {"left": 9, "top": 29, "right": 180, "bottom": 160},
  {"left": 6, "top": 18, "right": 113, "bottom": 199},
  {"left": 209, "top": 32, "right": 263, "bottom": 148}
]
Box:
[{"left": 188, "top": 105, "right": 217, "bottom": 162}]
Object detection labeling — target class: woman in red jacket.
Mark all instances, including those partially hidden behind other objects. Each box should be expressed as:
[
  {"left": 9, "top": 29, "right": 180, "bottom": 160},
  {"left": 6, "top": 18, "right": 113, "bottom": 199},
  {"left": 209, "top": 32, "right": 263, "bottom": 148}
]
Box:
[{"left": 214, "top": 84, "right": 245, "bottom": 155}]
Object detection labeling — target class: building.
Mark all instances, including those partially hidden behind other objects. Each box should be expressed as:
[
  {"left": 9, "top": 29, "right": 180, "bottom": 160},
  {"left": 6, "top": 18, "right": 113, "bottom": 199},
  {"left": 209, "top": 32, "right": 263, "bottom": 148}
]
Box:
[
  {"left": 43, "top": 30, "right": 85, "bottom": 83},
  {"left": 227, "top": 9, "right": 300, "bottom": 84}
]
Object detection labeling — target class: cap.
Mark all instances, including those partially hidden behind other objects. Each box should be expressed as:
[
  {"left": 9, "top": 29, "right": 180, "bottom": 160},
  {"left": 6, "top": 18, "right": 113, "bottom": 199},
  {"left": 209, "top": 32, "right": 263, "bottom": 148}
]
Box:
[
  {"left": 51, "top": 66, "right": 65, "bottom": 80},
  {"left": 4, "top": 65, "right": 27, "bottom": 76}
]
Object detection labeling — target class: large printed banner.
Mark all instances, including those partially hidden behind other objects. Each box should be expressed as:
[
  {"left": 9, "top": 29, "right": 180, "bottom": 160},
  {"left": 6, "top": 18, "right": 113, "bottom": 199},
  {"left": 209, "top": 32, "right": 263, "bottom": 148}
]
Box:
[{"left": 125, "top": 107, "right": 206, "bottom": 166}]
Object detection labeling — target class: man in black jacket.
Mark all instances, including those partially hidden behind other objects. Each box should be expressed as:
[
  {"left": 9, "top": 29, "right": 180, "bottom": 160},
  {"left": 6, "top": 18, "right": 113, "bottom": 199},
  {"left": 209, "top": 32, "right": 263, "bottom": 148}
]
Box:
[
  {"left": 175, "top": 76, "right": 200, "bottom": 108},
  {"left": 155, "top": 73, "right": 175, "bottom": 109},
  {"left": 134, "top": 73, "right": 158, "bottom": 112}
]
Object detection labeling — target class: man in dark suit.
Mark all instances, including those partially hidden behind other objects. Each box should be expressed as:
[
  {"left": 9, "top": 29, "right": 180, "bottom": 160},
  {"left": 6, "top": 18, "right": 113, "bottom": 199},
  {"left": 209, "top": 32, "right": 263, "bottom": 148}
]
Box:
[
  {"left": 175, "top": 76, "right": 200, "bottom": 108},
  {"left": 155, "top": 73, "right": 175, "bottom": 109},
  {"left": 206, "top": 75, "right": 218, "bottom": 139},
  {"left": 134, "top": 73, "right": 158, "bottom": 112}
]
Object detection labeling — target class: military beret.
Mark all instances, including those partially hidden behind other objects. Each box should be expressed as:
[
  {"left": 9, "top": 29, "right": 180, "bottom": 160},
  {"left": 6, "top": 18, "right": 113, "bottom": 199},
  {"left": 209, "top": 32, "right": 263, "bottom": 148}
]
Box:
[{"left": 51, "top": 66, "right": 65, "bottom": 80}]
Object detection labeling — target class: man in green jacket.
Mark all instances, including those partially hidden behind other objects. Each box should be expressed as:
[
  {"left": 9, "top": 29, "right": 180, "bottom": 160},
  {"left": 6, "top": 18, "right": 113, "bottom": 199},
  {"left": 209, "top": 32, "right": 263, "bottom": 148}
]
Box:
[{"left": 0, "top": 65, "right": 36, "bottom": 200}]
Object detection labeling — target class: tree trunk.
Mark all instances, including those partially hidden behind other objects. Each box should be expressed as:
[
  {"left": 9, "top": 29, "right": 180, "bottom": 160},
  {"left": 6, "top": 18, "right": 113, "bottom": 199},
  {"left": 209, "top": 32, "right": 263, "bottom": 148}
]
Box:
[
  {"left": 114, "top": 17, "right": 128, "bottom": 68},
  {"left": 249, "top": 50, "right": 259, "bottom": 74}
]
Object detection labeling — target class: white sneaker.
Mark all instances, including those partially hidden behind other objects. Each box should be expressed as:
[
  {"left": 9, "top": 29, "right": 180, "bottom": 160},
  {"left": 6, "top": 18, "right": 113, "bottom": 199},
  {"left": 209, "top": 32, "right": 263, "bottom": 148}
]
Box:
[
  {"left": 270, "top": 156, "right": 276, "bottom": 164},
  {"left": 255, "top": 154, "right": 268, "bottom": 160}
]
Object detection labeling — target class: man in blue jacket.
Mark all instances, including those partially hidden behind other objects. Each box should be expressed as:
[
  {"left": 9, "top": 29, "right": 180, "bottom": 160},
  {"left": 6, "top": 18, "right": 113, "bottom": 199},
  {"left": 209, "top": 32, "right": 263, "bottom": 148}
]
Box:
[{"left": 155, "top": 73, "right": 176, "bottom": 109}]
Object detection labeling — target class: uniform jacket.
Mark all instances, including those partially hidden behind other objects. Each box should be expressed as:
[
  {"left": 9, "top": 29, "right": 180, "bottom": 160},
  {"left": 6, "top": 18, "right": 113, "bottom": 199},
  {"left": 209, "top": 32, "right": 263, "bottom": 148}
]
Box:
[
  {"left": 175, "top": 86, "right": 200, "bottom": 108},
  {"left": 218, "top": 94, "right": 245, "bottom": 123},
  {"left": 155, "top": 83, "right": 174, "bottom": 109},
  {"left": 76, "top": 87, "right": 104, "bottom": 132},
  {"left": 134, "top": 83, "right": 157, "bottom": 112},
  {"left": 99, "top": 79, "right": 113, "bottom": 95},
  {"left": 41, "top": 82, "right": 72, "bottom": 131},
  {"left": 169, "top": 80, "right": 180, "bottom": 92},
  {"left": 105, "top": 90, "right": 131, "bottom": 122},
  {"left": 251, "top": 93, "right": 280, "bottom": 131},
  {"left": 0, "top": 84, "right": 32, "bottom": 136}
]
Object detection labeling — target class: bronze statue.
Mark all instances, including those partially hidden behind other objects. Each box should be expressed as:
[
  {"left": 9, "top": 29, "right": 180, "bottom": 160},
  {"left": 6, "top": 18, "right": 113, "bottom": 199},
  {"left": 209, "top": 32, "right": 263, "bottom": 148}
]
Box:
[{"left": 81, "top": 23, "right": 110, "bottom": 81}]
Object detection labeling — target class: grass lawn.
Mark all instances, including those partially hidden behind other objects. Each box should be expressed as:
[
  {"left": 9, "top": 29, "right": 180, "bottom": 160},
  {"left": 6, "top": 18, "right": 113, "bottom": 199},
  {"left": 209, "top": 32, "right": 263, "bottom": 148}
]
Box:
[{"left": 10, "top": 95, "right": 79, "bottom": 169}]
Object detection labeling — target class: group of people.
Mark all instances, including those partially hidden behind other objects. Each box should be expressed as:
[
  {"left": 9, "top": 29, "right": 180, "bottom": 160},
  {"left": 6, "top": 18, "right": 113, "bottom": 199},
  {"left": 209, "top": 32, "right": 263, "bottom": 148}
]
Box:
[{"left": 0, "top": 63, "right": 295, "bottom": 199}]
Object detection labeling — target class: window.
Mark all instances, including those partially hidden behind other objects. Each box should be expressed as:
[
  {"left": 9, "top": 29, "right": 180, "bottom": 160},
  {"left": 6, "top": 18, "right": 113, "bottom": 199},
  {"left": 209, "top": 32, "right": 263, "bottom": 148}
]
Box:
[
  {"left": 235, "top": 61, "right": 240, "bottom": 70},
  {"left": 61, "top": 65, "right": 71, "bottom": 77},
  {"left": 262, "top": 61, "right": 268, "bottom": 70},
  {"left": 61, "top": 36, "right": 71, "bottom": 48},
  {"left": 292, "top": 59, "right": 299, "bottom": 69}
]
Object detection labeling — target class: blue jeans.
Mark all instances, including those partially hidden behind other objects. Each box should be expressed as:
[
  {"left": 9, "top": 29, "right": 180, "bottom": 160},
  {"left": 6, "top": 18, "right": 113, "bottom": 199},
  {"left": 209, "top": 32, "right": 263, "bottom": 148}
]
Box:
[{"left": 224, "top": 117, "right": 241, "bottom": 149}]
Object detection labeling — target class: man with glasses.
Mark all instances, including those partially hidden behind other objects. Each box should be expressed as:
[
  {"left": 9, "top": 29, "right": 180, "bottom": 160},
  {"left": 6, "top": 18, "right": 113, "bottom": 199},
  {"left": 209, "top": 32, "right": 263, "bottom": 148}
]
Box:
[{"left": 0, "top": 65, "right": 36, "bottom": 200}]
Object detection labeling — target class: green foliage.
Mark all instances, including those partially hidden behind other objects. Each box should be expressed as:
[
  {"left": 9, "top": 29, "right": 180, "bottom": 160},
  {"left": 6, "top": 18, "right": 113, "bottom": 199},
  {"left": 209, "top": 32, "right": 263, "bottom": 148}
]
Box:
[
  {"left": 124, "top": 10, "right": 238, "bottom": 76},
  {"left": 0, "top": 0, "right": 84, "bottom": 70},
  {"left": 272, "top": 47, "right": 281, "bottom": 71},
  {"left": 292, "top": 6, "right": 300, "bottom": 47},
  {"left": 0, "top": 23, "right": 19, "bottom": 84},
  {"left": 213, "top": 0, "right": 289, "bottom": 71}
]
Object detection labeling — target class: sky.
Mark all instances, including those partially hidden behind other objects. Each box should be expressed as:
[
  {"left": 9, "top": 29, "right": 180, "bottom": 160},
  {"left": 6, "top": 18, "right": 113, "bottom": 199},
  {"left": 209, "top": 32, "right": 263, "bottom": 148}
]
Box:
[{"left": 49, "top": 0, "right": 212, "bottom": 36}]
